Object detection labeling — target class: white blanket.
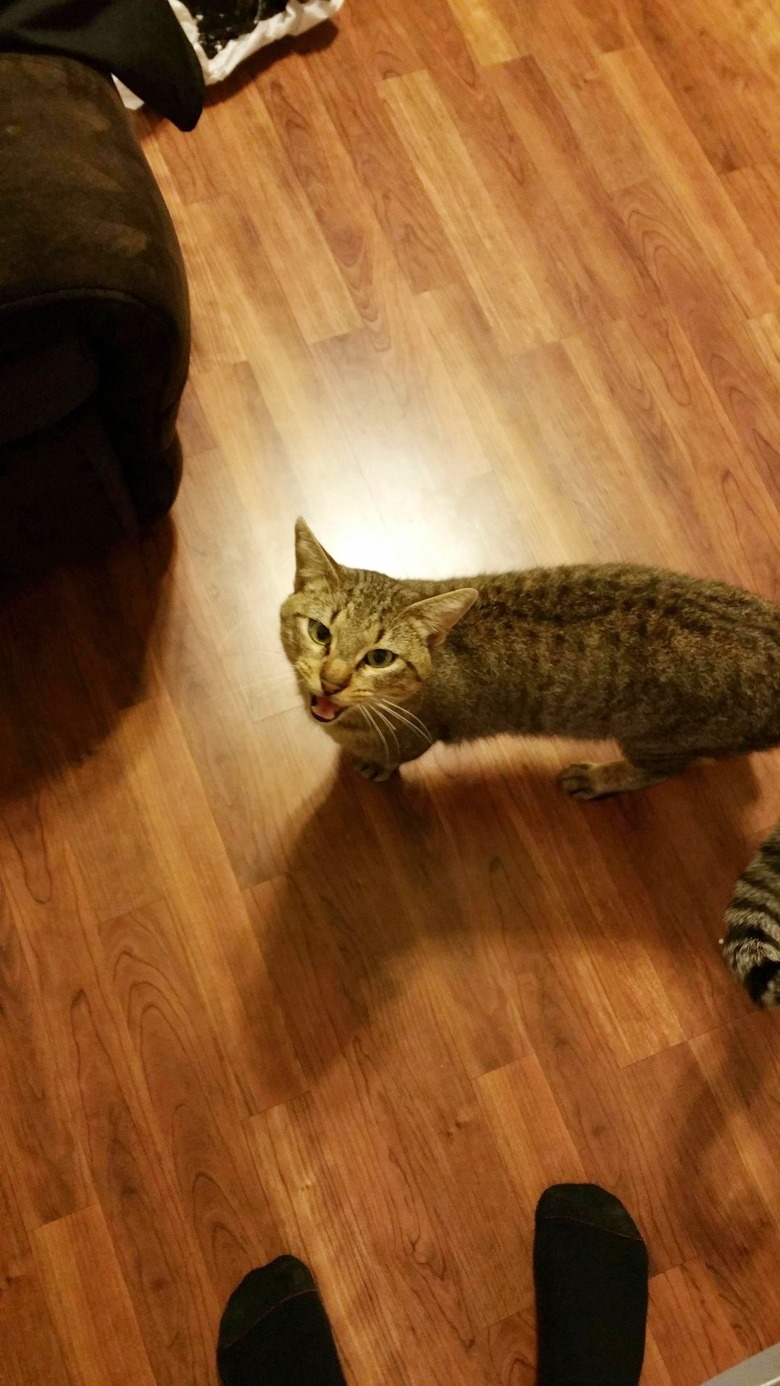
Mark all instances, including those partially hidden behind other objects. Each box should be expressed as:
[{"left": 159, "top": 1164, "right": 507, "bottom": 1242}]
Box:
[{"left": 116, "top": 0, "right": 344, "bottom": 107}]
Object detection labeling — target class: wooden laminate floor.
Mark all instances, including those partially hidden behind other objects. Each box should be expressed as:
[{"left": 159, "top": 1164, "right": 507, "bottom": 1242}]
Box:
[{"left": 3, "top": 1, "right": 780, "bottom": 1382}]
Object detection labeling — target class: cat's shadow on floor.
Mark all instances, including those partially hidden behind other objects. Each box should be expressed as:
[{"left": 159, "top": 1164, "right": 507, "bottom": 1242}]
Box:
[
  {"left": 252, "top": 743, "right": 780, "bottom": 1292},
  {"left": 258, "top": 741, "right": 767, "bottom": 1086}
]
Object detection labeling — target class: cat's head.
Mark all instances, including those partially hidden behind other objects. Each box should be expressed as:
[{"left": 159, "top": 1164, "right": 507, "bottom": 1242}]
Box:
[{"left": 280, "top": 520, "right": 477, "bottom": 725}]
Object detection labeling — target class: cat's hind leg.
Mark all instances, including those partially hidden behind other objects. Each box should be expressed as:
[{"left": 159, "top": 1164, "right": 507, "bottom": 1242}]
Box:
[{"left": 559, "top": 750, "right": 694, "bottom": 801}]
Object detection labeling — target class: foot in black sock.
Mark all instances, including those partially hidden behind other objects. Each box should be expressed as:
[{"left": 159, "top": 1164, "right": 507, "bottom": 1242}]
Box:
[
  {"left": 534, "top": 1184, "right": 648, "bottom": 1386},
  {"left": 217, "top": 1256, "right": 347, "bottom": 1386}
]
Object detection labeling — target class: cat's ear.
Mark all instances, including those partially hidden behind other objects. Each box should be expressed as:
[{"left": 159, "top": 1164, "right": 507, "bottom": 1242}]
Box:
[
  {"left": 403, "top": 588, "right": 478, "bottom": 647},
  {"left": 294, "top": 518, "right": 340, "bottom": 590}
]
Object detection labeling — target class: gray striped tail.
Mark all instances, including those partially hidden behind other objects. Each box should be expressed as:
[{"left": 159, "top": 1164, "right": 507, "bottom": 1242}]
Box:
[{"left": 722, "top": 823, "right": 780, "bottom": 1007}]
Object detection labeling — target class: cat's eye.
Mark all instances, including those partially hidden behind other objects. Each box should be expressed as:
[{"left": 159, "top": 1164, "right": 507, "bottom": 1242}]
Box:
[
  {"left": 364, "top": 648, "right": 395, "bottom": 669},
  {"left": 308, "top": 618, "right": 331, "bottom": 646}
]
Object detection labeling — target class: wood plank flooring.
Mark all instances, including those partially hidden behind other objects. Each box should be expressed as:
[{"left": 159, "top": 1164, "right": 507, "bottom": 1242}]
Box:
[{"left": 3, "top": 1, "right": 780, "bottom": 1381}]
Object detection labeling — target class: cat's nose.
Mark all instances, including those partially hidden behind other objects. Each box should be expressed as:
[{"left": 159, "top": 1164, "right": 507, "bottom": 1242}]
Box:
[{"left": 321, "top": 659, "right": 351, "bottom": 694}]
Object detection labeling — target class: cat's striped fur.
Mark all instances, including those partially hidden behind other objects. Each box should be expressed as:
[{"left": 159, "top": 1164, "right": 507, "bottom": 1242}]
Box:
[
  {"left": 281, "top": 521, "right": 780, "bottom": 1006},
  {"left": 721, "top": 830, "right": 780, "bottom": 1006}
]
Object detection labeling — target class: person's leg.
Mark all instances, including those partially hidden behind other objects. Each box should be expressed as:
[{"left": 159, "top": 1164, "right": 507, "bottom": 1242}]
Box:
[
  {"left": 217, "top": 1257, "right": 347, "bottom": 1386},
  {"left": 533, "top": 1184, "right": 648, "bottom": 1386}
]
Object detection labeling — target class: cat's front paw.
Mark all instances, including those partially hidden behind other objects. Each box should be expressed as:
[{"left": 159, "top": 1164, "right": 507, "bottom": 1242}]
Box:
[
  {"left": 354, "top": 759, "right": 398, "bottom": 783},
  {"left": 558, "top": 763, "right": 602, "bottom": 801}
]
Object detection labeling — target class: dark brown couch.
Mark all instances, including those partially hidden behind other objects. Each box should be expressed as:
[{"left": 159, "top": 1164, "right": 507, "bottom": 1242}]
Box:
[{"left": 0, "top": 52, "right": 190, "bottom": 579}]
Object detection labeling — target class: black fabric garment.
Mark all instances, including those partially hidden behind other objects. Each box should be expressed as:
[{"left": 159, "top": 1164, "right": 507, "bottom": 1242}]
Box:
[
  {"left": 217, "top": 1257, "right": 348, "bottom": 1386},
  {"left": 0, "top": 0, "right": 204, "bottom": 128},
  {"left": 533, "top": 1184, "right": 649, "bottom": 1386}
]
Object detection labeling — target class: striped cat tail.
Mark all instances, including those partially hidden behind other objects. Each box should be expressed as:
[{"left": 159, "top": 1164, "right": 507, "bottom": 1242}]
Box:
[{"left": 722, "top": 824, "right": 780, "bottom": 1007}]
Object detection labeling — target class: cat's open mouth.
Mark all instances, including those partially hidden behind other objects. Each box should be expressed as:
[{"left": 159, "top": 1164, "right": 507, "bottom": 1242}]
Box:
[{"left": 310, "top": 694, "right": 345, "bottom": 723}]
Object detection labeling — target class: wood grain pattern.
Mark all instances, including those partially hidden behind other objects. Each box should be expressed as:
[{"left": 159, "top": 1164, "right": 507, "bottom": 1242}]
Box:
[
  {"left": 0, "top": 1137, "right": 74, "bottom": 1386},
  {"left": 3, "top": 0, "right": 780, "bottom": 1381},
  {"left": 34, "top": 1206, "right": 157, "bottom": 1386},
  {"left": 98, "top": 899, "right": 284, "bottom": 1302},
  {"left": 381, "top": 70, "right": 559, "bottom": 354}
]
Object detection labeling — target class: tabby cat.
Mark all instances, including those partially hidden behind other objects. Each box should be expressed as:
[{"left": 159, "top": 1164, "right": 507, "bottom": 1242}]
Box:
[{"left": 280, "top": 520, "right": 780, "bottom": 1007}]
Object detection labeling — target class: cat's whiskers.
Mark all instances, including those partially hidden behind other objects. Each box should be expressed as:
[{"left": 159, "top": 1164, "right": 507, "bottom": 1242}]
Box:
[
  {"left": 376, "top": 698, "right": 433, "bottom": 745},
  {"left": 369, "top": 703, "right": 401, "bottom": 759},
  {"left": 380, "top": 698, "right": 432, "bottom": 737},
  {"left": 359, "top": 705, "right": 391, "bottom": 765},
  {"left": 376, "top": 701, "right": 431, "bottom": 744}
]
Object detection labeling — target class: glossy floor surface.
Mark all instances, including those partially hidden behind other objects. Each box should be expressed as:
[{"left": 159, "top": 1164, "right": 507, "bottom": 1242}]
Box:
[{"left": 3, "top": 1, "right": 780, "bottom": 1382}]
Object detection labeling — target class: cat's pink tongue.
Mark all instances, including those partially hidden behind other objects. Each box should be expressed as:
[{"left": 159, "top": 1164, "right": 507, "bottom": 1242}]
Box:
[{"left": 311, "top": 695, "right": 341, "bottom": 722}]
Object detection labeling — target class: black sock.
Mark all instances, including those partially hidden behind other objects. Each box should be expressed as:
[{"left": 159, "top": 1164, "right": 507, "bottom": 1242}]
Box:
[
  {"left": 217, "top": 1257, "right": 348, "bottom": 1386},
  {"left": 533, "top": 1184, "right": 648, "bottom": 1386}
]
